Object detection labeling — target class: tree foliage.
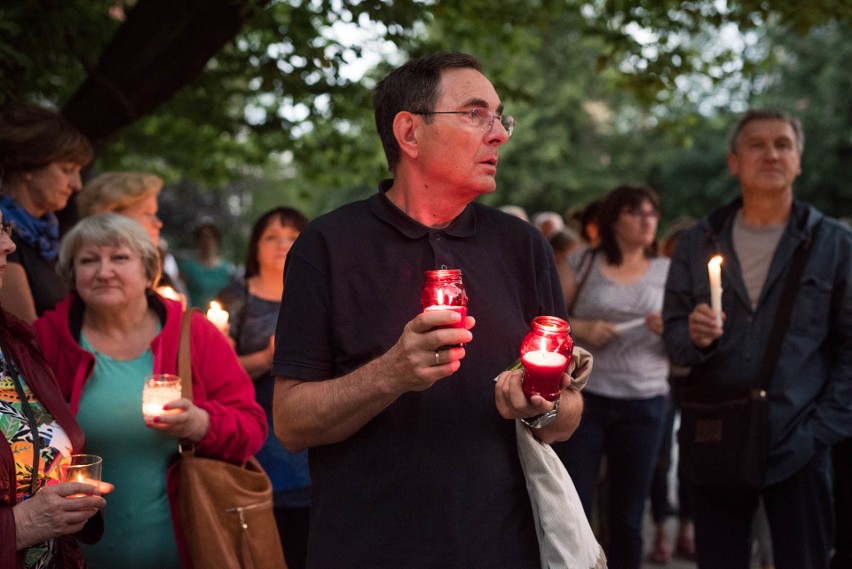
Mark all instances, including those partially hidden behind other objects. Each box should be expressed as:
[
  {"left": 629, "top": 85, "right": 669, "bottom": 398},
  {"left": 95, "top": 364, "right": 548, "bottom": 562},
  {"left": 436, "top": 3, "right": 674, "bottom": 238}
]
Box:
[{"left": 2, "top": 0, "right": 850, "bottom": 244}]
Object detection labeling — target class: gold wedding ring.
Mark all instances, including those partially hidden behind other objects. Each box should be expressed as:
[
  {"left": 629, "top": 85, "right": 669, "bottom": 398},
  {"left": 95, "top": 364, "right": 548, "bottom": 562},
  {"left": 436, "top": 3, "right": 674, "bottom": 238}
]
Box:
[{"left": 434, "top": 350, "right": 440, "bottom": 366}]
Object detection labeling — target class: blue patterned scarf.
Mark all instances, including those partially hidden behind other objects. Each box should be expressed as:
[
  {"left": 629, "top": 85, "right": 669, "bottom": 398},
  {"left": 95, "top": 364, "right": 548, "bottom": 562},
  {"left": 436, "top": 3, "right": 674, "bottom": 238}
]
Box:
[{"left": 0, "top": 194, "right": 60, "bottom": 261}]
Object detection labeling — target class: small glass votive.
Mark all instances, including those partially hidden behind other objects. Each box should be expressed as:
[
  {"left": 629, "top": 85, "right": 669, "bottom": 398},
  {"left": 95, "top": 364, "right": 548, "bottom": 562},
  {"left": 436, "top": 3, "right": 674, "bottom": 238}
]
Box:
[
  {"left": 61, "top": 454, "right": 102, "bottom": 496},
  {"left": 420, "top": 269, "right": 468, "bottom": 329},
  {"left": 142, "top": 374, "right": 182, "bottom": 422},
  {"left": 520, "top": 316, "right": 573, "bottom": 401}
]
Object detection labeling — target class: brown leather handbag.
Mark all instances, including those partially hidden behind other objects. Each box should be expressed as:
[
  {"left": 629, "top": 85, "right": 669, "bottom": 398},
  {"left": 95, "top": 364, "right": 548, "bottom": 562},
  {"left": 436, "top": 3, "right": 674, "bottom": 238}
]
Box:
[{"left": 176, "top": 309, "right": 287, "bottom": 569}]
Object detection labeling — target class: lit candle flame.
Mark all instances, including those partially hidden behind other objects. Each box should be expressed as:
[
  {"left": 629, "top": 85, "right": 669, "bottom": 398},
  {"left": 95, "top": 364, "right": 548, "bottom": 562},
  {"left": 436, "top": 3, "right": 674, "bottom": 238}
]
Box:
[
  {"left": 206, "top": 301, "right": 230, "bottom": 334},
  {"left": 157, "top": 286, "right": 180, "bottom": 300}
]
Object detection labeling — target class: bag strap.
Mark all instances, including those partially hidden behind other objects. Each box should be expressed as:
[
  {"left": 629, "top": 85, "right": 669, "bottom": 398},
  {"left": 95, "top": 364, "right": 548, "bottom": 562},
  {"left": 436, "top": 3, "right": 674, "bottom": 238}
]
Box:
[
  {"left": 178, "top": 308, "right": 198, "bottom": 452},
  {"left": 567, "top": 248, "right": 597, "bottom": 314},
  {"left": 754, "top": 217, "right": 823, "bottom": 390}
]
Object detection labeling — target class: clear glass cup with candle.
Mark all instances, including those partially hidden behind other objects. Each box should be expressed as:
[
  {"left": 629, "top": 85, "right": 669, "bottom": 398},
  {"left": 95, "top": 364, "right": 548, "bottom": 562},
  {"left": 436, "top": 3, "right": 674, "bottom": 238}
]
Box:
[
  {"left": 519, "top": 316, "right": 574, "bottom": 401},
  {"left": 142, "top": 374, "right": 182, "bottom": 422},
  {"left": 61, "top": 454, "right": 102, "bottom": 497}
]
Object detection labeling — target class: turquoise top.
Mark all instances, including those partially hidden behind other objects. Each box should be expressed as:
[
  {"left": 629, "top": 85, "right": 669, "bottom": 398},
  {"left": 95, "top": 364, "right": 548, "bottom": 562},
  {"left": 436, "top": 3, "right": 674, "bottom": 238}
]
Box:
[
  {"left": 76, "top": 332, "right": 181, "bottom": 569},
  {"left": 178, "top": 257, "right": 235, "bottom": 309}
]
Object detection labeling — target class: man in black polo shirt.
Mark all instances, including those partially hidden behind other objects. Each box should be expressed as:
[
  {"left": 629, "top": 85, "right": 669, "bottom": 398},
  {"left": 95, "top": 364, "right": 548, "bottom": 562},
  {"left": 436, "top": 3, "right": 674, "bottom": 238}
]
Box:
[{"left": 272, "top": 52, "right": 584, "bottom": 568}]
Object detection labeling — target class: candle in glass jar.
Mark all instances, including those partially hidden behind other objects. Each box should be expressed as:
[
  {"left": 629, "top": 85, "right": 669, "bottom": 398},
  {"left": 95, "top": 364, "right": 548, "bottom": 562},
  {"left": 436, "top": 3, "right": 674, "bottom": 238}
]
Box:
[
  {"left": 519, "top": 316, "right": 573, "bottom": 401},
  {"left": 61, "top": 454, "right": 102, "bottom": 497},
  {"left": 142, "top": 374, "right": 182, "bottom": 422},
  {"left": 423, "top": 304, "right": 468, "bottom": 329},
  {"left": 421, "top": 269, "right": 468, "bottom": 338},
  {"left": 521, "top": 350, "right": 569, "bottom": 401},
  {"left": 206, "top": 301, "right": 230, "bottom": 333},
  {"left": 708, "top": 255, "right": 723, "bottom": 327}
]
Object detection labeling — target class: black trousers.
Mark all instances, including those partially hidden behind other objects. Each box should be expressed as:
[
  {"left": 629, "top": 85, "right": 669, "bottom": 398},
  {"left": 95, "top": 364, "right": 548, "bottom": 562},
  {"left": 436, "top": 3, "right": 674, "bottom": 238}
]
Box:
[
  {"left": 691, "top": 447, "right": 833, "bottom": 569},
  {"left": 833, "top": 438, "right": 852, "bottom": 569}
]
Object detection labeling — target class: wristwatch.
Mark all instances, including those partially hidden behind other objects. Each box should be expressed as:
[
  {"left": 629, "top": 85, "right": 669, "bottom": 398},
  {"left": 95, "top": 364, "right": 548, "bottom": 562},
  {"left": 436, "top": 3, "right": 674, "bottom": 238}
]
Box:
[{"left": 521, "top": 397, "right": 560, "bottom": 429}]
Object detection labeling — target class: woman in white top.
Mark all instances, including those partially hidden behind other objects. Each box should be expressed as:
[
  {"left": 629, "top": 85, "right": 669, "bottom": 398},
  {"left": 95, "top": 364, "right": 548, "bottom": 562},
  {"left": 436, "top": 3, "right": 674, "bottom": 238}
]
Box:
[{"left": 553, "top": 185, "right": 670, "bottom": 569}]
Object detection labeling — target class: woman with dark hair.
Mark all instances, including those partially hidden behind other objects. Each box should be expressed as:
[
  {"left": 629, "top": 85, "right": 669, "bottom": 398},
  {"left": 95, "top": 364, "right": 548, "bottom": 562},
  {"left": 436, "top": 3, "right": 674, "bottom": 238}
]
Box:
[
  {"left": 215, "top": 206, "right": 310, "bottom": 569},
  {"left": 553, "top": 185, "right": 670, "bottom": 569},
  {"left": 0, "top": 104, "right": 93, "bottom": 323}
]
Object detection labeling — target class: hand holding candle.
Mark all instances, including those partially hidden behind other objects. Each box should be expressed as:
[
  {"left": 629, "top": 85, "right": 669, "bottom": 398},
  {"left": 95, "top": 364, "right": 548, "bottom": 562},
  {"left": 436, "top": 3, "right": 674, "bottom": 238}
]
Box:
[
  {"left": 206, "top": 301, "right": 230, "bottom": 334},
  {"left": 708, "top": 255, "right": 723, "bottom": 327},
  {"left": 520, "top": 316, "right": 573, "bottom": 401}
]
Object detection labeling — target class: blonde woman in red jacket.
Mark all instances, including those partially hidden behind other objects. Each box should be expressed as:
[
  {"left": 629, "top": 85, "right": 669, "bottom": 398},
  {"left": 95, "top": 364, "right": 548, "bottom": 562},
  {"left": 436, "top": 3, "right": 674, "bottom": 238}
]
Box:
[{"left": 34, "top": 213, "right": 266, "bottom": 569}]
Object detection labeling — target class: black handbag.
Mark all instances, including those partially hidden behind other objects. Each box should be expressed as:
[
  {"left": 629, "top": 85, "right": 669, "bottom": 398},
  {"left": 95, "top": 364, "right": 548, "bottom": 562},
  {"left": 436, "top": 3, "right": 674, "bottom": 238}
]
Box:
[{"left": 678, "top": 217, "right": 821, "bottom": 489}]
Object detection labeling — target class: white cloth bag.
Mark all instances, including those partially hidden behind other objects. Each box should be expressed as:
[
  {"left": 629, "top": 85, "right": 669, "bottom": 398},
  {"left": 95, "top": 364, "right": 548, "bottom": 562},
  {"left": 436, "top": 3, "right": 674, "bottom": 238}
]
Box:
[{"left": 515, "top": 420, "right": 607, "bottom": 569}]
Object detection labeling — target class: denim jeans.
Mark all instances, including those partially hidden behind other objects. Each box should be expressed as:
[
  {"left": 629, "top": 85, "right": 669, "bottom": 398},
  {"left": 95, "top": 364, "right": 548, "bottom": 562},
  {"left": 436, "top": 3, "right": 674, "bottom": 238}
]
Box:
[
  {"left": 691, "top": 446, "right": 833, "bottom": 569},
  {"left": 553, "top": 392, "right": 667, "bottom": 569}
]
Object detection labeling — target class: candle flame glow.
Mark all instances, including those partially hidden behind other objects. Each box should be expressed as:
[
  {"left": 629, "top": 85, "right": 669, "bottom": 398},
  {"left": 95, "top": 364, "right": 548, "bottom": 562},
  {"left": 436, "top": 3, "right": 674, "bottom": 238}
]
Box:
[
  {"left": 157, "top": 286, "right": 180, "bottom": 300},
  {"left": 206, "top": 301, "right": 230, "bottom": 333}
]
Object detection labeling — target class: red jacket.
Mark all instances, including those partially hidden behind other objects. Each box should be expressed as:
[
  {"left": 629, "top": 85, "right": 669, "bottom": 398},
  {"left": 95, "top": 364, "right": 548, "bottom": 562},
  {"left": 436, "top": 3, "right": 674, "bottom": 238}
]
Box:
[
  {"left": 0, "top": 305, "right": 93, "bottom": 569},
  {"left": 34, "top": 293, "right": 267, "bottom": 567},
  {"left": 34, "top": 293, "right": 266, "bottom": 463}
]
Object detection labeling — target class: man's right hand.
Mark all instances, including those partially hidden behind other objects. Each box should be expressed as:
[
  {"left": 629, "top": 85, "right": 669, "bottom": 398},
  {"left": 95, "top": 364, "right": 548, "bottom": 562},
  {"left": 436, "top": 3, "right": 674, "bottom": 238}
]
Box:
[
  {"left": 274, "top": 310, "right": 474, "bottom": 452},
  {"left": 381, "top": 309, "right": 474, "bottom": 393},
  {"left": 688, "top": 302, "right": 724, "bottom": 348}
]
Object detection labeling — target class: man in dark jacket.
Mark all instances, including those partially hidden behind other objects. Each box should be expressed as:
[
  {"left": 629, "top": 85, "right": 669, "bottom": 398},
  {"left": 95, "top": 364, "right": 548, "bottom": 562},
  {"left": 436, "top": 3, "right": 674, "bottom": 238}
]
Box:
[{"left": 663, "top": 109, "right": 852, "bottom": 568}]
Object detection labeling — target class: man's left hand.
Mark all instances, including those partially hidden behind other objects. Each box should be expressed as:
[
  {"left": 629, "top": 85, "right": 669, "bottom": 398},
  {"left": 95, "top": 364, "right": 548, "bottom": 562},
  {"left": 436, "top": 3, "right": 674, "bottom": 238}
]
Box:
[{"left": 494, "top": 369, "right": 583, "bottom": 444}]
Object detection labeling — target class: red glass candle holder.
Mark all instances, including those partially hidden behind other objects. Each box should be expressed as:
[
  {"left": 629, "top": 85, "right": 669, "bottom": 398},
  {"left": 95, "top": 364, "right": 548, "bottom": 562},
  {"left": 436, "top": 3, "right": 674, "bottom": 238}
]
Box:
[
  {"left": 420, "top": 269, "right": 468, "bottom": 329},
  {"left": 520, "top": 316, "right": 573, "bottom": 401}
]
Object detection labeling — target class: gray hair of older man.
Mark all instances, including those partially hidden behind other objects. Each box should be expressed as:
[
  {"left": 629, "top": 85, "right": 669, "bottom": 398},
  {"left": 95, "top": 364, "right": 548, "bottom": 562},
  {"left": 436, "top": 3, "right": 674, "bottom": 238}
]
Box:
[{"left": 56, "top": 212, "right": 161, "bottom": 290}]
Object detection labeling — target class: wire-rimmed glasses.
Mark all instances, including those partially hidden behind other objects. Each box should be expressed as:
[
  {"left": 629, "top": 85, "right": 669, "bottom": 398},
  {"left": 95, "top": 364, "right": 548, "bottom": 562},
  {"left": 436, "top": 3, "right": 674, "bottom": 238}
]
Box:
[{"left": 412, "top": 108, "right": 515, "bottom": 137}]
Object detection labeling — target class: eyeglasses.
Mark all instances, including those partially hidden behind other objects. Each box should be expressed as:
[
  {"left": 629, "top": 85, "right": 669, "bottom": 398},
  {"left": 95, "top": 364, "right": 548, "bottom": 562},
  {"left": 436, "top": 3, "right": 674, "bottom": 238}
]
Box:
[
  {"left": 0, "top": 222, "right": 13, "bottom": 237},
  {"left": 412, "top": 108, "right": 515, "bottom": 137},
  {"left": 623, "top": 209, "right": 660, "bottom": 221}
]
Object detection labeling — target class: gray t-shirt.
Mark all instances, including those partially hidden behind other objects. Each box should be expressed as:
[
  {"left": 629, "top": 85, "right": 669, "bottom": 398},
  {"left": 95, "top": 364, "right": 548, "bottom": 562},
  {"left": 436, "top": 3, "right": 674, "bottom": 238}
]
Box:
[
  {"left": 569, "top": 251, "right": 671, "bottom": 399},
  {"left": 732, "top": 211, "right": 786, "bottom": 310}
]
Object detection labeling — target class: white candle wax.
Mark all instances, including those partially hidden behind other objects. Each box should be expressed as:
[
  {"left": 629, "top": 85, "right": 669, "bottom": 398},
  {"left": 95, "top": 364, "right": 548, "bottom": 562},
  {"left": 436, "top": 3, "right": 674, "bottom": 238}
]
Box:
[
  {"left": 708, "top": 255, "right": 723, "bottom": 327},
  {"left": 521, "top": 350, "right": 568, "bottom": 368},
  {"left": 206, "top": 301, "right": 230, "bottom": 334},
  {"left": 142, "top": 384, "right": 181, "bottom": 421}
]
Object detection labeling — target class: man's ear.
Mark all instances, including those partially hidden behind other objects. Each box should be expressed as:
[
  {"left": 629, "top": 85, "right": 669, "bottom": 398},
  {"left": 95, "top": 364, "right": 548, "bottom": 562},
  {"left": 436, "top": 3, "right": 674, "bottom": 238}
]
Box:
[
  {"left": 726, "top": 152, "right": 739, "bottom": 177},
  {"left": 393, "top": 111, "right": 420, "bottom": 161}
]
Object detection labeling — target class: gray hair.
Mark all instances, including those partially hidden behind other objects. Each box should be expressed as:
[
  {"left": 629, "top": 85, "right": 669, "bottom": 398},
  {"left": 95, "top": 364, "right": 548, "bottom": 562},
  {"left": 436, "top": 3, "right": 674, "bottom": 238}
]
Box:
[
  {"left": 57, "top": 213, "right": 161, "bottom": 290},
  {"left": 729, "top": 109, "right": 804, "bottom": 154}
]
